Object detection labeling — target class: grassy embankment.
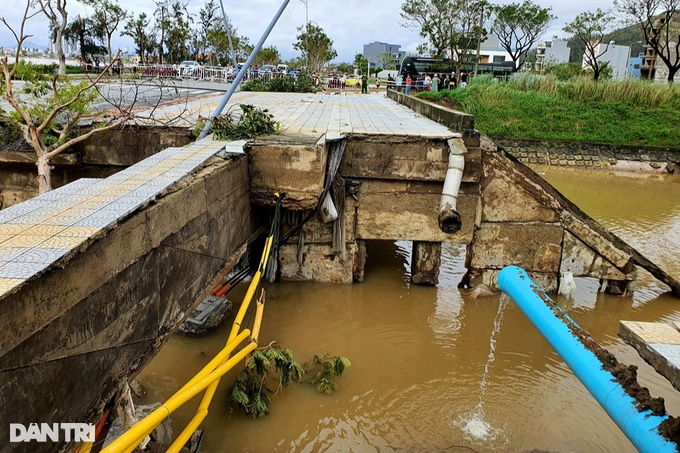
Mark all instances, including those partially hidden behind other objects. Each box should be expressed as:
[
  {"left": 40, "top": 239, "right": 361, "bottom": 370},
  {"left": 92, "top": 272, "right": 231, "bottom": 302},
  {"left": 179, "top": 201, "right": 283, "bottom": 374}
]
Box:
[{"left": 416, "top": 74, "right": 680, "bottom": 147}]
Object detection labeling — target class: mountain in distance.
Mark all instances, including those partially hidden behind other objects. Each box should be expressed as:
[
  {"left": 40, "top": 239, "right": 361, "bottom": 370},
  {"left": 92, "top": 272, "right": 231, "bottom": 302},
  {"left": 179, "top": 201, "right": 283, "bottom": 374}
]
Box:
[{"left": 1, "top": 40, "right": 49, "bottom": 50}]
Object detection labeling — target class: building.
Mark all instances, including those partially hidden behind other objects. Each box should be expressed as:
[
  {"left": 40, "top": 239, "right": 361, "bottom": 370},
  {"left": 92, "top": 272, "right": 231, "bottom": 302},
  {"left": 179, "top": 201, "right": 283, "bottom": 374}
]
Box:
[
  {"left": 629, "top": 52, "right": 643, "bottom": 78},
  {"left": 535, "top": 36, "right": 571, "bottom": 72},
  {"left": 363, "top": 42, "right": 406, "bottom": 68},
  {"left": 582, "top": 42, "right": 630, "bottom": 80},
  {"left": 640, "top": 12, "right": 680, "bottom": 82},
  {"left": 476, "top": 33, "right": 513, "bottom": 64}
]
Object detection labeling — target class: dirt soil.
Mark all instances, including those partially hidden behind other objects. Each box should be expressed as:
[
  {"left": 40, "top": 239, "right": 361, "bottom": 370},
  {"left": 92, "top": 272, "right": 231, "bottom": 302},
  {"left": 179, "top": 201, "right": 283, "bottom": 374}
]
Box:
[{"left": 528, "top": 283, "right": 680, "bottom": 447}]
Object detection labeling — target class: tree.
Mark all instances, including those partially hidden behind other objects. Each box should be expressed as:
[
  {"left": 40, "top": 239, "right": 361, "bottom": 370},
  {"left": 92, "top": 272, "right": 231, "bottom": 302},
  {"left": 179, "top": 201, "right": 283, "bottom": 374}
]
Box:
[
  {"left": 293, "top": 23, "right": 337, "bottom": 72},
  {"left": 0, "top": 3, "right": 135, "bottom": 193},
  {"left": 401, "top": 0, "right": 450, "bottom": 58},
  {"left": 63, "top": 15, "right": 105, "bottom": 62},
  {"left": 564, "top": 9, "right": 618, "bottom": 81},
  {"left": 153, "top": 0, "right": 170, "bottom": 64},
  {"left": 123, "top": 13, "right": 153, "bottom": 64},
  {"left": 253, "top": 46, "right": 280, "bottom": 66},
  {"left": 165, "top": 0, "right": 193, "bottom": 63},
  {"left": 37, "top": 0, "right": 68, "bottom": 75},
  {"left": 85, "top": 0, "right": 129, "bottom": 64},
  {"left": 616, "top": 0, "right": 680, "bottom": 83},
  {"left": 377, "top": 53, "right": 396, "bottom": 70},
  {"left": 354, "top": 53, "right": 368, "bottom": 75},
  {"left": 207, "top": 22, "right": 251, "bottom": 64},
  {"left": 491, "top": 0, "right": 555, "bottom": 71},
  {"left": 195, "top": 0, "right": 218, "bottom": 62},
  {"left": 335, "top": 62, "right": 354, "bottom": 74},
  {"left": 400, "top": 0, "right": 487, "bottom": 79},
  {"left": 416, "top": 43, "right": 432, "bottom": 56}
]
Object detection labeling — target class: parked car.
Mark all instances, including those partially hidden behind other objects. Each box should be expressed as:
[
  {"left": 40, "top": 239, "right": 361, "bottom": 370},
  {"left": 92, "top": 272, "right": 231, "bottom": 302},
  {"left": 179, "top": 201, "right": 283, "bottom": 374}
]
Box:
[
  {"left": 179, "top": 60, "right": 201, "bottom": 79},
  {"left": 277, "top": 64, "right": 289, "bottom": 74},
  {"left": 260, "top": 65, "right": 278, "bottom": 77}
]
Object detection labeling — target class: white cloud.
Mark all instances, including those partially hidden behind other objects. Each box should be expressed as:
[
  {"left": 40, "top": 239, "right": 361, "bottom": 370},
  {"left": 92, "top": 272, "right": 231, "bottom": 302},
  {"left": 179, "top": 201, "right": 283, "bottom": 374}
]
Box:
[{"left": 0, "top": 0, "right": 618, "bottom": 62}]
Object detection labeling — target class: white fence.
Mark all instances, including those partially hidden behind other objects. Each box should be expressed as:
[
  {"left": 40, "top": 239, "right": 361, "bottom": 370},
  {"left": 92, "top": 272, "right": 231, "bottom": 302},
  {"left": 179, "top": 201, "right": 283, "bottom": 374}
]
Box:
[{"left": 109, "top": 64, "right": 291, "bottom": 84}]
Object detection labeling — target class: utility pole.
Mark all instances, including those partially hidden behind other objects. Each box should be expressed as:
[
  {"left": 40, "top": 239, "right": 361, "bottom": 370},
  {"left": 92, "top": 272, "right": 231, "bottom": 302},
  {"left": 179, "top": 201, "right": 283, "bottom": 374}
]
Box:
[
  {"left": 473, "top": 4, "right": 484, "bottom": 77},
  {"left": 218, "top": 0, "right": 238, "bottom": 67},
  {"left": 299, "top": 0, "right": 309, "bottom": 71}
]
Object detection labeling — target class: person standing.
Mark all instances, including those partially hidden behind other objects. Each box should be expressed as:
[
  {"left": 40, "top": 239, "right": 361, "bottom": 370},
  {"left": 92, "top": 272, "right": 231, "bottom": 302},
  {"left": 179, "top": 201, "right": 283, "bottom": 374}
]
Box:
[
  {"left": 405, "top": 75, "right": 412, "bottom": 95},
  {"left": 396, "top": 74, "right": 403, "bottom": 92},
  {"left": 424, "top": 73, "right": 432, "bottom": 91},
  {"left": 342, "top": 73, "right": 347, "bottom": 89},
  {"left": 461, "top": 72, "right": 468, "bottom": 88},
  {"left": 375, "top": 78, "right": 381, "bottom": 93},
  {"left": 361, "top": 74, "right": 368, "bottom": 94},
  {"left": 443, "top": 74, "right": 450, "bottom": 91},
  {"left": 432, "top": 74, "right": 440, "bottom": 93}
]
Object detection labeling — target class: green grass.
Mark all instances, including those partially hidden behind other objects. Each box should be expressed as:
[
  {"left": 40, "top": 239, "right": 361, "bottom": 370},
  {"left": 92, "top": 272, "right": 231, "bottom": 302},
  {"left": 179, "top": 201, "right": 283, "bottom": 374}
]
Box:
[{"left": 417, "top": 74, "right": 680, "bottom": 147}]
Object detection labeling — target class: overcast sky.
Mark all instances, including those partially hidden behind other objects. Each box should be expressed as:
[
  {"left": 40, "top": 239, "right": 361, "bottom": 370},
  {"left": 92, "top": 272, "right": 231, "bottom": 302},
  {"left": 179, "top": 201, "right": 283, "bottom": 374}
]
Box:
[{"left": 0, "top": 0, "right": 617, "bottom": 62}]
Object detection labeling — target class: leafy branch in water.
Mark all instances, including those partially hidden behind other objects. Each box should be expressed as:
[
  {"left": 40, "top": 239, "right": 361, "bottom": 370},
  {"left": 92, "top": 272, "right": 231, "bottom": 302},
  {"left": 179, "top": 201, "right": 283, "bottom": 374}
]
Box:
[
  {"left": 309, "top": 354, "right": 351, "bottom": 395},
  {"left": 230, "top": 344, "right": 304, "bottom": 419},
  {"left": 229, "top": 345, "right": 350, "bottom": 418},
  {"left": 210, "top": 104, "right": 277, "bottom": 141}
]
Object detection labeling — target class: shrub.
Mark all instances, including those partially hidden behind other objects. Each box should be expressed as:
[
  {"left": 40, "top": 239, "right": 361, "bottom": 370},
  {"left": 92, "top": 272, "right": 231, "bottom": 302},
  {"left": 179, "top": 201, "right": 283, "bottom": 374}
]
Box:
[
  {"left": 242, "top": 73, "right": 314, "bottom": 93},
  {"left": 211, "top": 104, "right": 278, "bottom": 140}
]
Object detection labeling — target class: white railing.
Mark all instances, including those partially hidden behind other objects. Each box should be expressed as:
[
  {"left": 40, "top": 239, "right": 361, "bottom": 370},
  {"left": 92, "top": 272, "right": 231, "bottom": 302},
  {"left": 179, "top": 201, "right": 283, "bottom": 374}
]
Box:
[{"left": 110, "top": 64, "right": 302, "bottom": 85}]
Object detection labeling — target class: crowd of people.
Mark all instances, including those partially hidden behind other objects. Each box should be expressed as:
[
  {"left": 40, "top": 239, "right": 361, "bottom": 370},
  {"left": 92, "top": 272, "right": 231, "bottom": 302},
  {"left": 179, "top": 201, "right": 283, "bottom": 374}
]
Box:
[{"left": 387, "top": 71, "right": 471, "bottom": 94}]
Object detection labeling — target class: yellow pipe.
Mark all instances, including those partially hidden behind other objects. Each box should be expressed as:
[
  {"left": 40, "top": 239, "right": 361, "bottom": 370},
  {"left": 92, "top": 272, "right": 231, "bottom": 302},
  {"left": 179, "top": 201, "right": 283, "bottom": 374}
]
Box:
[
  {"left": 258, "top": 235, "right": 274, "bottom": 273},
  {"left": 165, "top": 408, "right": 208, "bottom": 453},
  {"left": 118, "top": 331, "right": 251, "bottom": 453},
  {"left": 101, "top": 342, "right": 257, "bottom": 453},
  {"left": 107, "top": 223, "right": 278, "bottom": 453},
  {"left": 175, "top": 329, "right": 251, "bottom": 396},
  {"left": 227, "top": 271, "right": 262, "bottom": 343},
  {"left": 251, "top": 290, "right": 266, "bottom": 343},
  {"left": 121, "top": 432, "right": 150, "bottom": 453},
  {"left": 169, "top": 237, "right": 274, "bottom": 449},
  {"left": 118, "top": 329, "right": 248, "bottom": 453}
]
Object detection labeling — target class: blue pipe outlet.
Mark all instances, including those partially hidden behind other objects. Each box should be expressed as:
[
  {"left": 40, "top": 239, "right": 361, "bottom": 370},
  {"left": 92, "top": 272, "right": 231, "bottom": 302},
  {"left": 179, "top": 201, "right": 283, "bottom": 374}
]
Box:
[{"left": 497, "top": 266, "right": 677, "bottom": 453}]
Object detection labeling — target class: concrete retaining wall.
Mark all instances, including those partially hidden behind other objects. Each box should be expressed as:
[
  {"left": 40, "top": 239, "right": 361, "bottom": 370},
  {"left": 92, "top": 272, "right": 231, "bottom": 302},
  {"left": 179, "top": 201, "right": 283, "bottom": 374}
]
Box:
[
  {"left": 386, "top": 89, "right": 475, "bottom": 133},
  {"left": 0, "top": 126, "right": 193, "bottom": 208},
  {"left": 494, "top": 138, "right": 680, "bottom": 171},
  {"left": 0, "top": 154, "right": 257, "bottom": 452}
]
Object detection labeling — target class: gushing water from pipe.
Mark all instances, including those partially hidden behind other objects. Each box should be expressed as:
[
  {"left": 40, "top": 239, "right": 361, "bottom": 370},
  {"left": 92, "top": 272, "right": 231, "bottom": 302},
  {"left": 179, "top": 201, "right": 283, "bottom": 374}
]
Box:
[{"left": 459, "top": 294, "right": 509, "bottom": 441}]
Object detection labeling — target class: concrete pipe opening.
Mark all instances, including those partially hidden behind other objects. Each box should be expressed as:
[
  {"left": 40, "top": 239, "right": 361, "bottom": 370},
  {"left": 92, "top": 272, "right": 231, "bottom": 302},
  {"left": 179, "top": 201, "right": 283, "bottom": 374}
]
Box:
[
  {"left": 438, "top": 207, "right": 462, "bottom": 234},
  {"left": 439, "top": 151, "right": 465, "bottom": 235}
]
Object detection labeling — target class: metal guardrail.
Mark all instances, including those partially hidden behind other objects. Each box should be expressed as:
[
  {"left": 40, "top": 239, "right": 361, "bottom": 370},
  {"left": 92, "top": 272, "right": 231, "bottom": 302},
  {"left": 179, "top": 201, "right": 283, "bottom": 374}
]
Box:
[{"left": 102, "top": 63, "right": 299, "bottom": 84}]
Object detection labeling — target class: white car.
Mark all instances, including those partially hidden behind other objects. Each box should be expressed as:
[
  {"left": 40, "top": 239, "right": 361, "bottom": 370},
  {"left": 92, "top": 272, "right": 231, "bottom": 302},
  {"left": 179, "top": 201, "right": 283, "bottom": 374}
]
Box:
[{"left": 179, "top": 60, "right": 202, "bottom": 79}]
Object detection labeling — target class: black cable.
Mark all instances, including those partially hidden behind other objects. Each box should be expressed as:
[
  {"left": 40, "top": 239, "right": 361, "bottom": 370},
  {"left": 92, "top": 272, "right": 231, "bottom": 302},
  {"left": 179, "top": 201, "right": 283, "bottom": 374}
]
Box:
[
  {"left": 245, "top": 195, "right": 283, "bottom": 334},
  {"left": 217, "top": 139, "right": 345, "bottom": 291},
  {"left": 280, "top": 139, "right": 346, "bottom": 244}
]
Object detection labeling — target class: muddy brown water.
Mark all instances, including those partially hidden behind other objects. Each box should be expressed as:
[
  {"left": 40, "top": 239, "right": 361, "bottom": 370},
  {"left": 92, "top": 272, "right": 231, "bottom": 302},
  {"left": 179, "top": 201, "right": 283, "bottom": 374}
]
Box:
[{"left": 135, "top": 167, "right": 680, "bottom": 452}]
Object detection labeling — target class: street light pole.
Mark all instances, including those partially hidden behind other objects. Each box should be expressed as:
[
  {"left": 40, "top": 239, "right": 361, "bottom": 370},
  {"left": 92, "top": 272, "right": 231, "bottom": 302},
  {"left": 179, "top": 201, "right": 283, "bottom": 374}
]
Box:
[
  {"left": 218, "top": 0, "right": 238, "bottom": 67},
  {"left": 299, "top": 0, "right": 309, "bottom": 71}
]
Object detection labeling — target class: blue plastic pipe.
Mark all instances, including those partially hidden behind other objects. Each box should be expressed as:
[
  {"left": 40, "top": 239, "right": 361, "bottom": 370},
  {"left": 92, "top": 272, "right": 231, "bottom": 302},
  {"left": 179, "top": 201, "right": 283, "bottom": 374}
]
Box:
[
  {"left": 497, "top": 266, "right": 677, "bottom": 453},
  {"left": 199, "top": 0, "right": 292, "bottom": 139}
]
